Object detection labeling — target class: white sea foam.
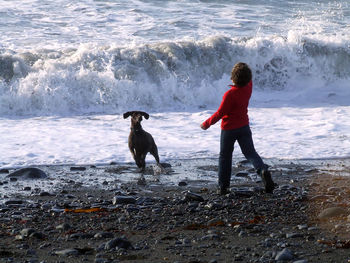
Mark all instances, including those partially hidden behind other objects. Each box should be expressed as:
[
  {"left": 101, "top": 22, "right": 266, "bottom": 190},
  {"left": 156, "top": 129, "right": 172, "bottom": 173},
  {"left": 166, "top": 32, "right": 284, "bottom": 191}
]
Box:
[{"left": 1, "top": 107, "right": 350, "bottom": 169}]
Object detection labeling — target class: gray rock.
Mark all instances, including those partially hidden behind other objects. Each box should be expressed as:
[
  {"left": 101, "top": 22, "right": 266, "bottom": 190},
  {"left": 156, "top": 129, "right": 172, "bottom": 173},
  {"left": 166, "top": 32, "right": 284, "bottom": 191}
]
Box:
[
  {"left": 286, "top": 233, "right": 303, "bottom": 238},
  {"left": 235, "top": 172, "right": 249, "bottom": 177},
  {"left": 318, "top": 207, "right": 348, "bottom": 219},
  {"left": 112, "top": 196, "right": 136, "bottom": 205},
  {"left": 69, "top": 233, "right": 94, "bottom": 239},
  {"left": 105, "top": 238, "right": 133, "bottom": 250},
  {"left": 232, "top": 188, "right": 255, "bottom": 197},
  {"left": 201, "top": 234, "right": 219, "bottom": 240},
  {"left": 275, "top": 248, "right": 294, "bottom": 261},
  {"left": 307, "top": 226, "right": 319, "bottom": 231},
  {"left": 293, "top": 260, "right": 308, "bottom": 263},
  {"left": 56, "top": 223, "right": 71, "bottom": 231},
  {"left": 94, "top": 232, "right": 114, "bottom": 239},
  {"left": 5, "top": 200, "right": 26, "bottom": 205},
  {"left": 70, "top": 166, "right": 86, "bottom": 171},
  {"left": 54, "top": 248, "right": 80, "bottom": 256},
  {"left": 7, "top": 168, "right": 47, "bottom": 180},
  {"left": 178, "top": 181, "right": 188, "bottom": 186},
  {"left": 39, "top": 191, "right": 52, "bottom": 196},
  {"left": 297, "top": 224, "right": 308, "bottom": 230},
  {"left": 20, "top": 228, "right": 36, "bottom": 237},
  {"left": 30, "top": 232, "right": 45, "bottom": 239},
  {"left": 184, "top": 192, "right": 204, "bottom": 202}
]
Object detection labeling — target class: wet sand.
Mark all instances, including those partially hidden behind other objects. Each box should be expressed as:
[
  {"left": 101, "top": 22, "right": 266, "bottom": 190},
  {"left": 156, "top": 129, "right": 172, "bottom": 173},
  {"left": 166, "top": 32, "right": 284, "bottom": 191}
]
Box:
[{"left": 1, "top": 158, "right": 350, "bottom": 262}]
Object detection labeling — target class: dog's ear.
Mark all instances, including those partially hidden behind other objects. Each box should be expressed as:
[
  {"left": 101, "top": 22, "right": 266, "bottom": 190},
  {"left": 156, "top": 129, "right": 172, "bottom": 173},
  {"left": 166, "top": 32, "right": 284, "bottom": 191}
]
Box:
[
  {"left": 123, "top": 111, "right": 133, "bottom": 119},
  {"left": 139, "top": 111, "right": 149, "bottom": 120}
]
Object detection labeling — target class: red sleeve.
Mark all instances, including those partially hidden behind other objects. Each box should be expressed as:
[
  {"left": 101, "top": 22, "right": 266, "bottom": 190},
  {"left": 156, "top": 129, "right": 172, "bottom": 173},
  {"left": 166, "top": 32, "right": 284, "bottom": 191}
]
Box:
[{"left": 202, "top": 90, "right": 231, "bottom": 129}]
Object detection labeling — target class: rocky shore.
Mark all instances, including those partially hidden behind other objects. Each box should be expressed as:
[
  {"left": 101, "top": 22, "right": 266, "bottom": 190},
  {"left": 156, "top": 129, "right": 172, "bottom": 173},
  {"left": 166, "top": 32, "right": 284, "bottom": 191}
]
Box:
[{"left": 1, "top": 158, "right": 350, "bottom": 263}]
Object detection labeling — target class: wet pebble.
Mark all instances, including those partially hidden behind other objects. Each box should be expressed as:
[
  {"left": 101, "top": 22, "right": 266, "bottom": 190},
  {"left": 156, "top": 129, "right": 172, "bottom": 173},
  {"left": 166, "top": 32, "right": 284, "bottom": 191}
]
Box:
[
  {"left": 70, "top": 166, "right": 86, "bottom": 171},
  {"left": 178, "top": 181, "right": 187, "bottom": 186},
  {"left": 318, "top": 207, "right": 348, "bottom": 219},
  {"left": 54, "top": 248, "right": 80, "bottom": 256},
  {"left": 104, "top": 237, "right": 133, "bottom": 250},
  {"left": 184, "top": 192, "right": 204, "bottom": 202},
  {"left": 112, "top": 195, "right": 136, "bottom": 205},
  {"left": 5, "top": 200, "right": 26, "bottom": 205},
  {"left": 56, "top": 223, "right": 71, "bottom": 231},
  {"left": 94, "top": 232, "right": 114, "bottom": 239},
  {"left": 201, "top": 234, "right": 220, "bottom": 240},
  {"left": 275, "top": 248, "right": 294, "bottom": 261},
  {"left": 286, "top": 233, "right": 303, "bottom": 238},
  {"left": 7, "top": 168, "right": 47, "bottom": 180}
]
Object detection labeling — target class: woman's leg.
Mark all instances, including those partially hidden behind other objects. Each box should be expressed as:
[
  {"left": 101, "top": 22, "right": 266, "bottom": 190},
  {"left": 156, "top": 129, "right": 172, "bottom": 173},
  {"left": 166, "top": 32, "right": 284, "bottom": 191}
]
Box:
[
  {"left": 237, "top": 126, "right": 265, "bottom": 171},
  {"left": 218, "top": 129, "right": 235, "bottom": 191},
  {"left": 237, "top": 126, "right": 275, "bottom": 193}
]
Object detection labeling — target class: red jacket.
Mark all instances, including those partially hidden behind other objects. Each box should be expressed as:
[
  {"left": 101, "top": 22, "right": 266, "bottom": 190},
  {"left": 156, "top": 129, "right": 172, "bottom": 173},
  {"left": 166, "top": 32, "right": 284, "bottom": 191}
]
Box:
[{"left": 202, "top": 81, "right": 252, "bottom": 130}]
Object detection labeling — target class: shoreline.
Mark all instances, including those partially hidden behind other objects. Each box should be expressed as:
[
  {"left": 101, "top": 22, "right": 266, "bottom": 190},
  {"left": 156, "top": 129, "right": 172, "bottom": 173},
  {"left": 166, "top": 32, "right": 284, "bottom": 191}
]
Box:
[{"left": 1, "top": 158, "right": 350, "bottom": 262}]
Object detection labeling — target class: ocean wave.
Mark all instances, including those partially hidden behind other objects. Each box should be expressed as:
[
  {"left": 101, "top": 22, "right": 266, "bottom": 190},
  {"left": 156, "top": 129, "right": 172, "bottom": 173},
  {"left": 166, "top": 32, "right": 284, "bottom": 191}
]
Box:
[{"left": 0, "top": 35, "right": 349, "bottom": 116}]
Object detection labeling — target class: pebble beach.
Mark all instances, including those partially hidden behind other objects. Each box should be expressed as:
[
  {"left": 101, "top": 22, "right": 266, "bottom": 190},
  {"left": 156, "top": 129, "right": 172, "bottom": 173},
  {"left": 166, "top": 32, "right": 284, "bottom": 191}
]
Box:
[{"left": 1, "top": 158, "right": 350, "bottom": 263}]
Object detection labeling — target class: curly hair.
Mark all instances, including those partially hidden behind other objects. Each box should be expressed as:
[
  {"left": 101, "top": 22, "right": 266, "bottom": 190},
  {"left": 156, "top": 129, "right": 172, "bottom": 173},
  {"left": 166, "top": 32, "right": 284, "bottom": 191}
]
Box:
[{"left": 230, "top": 62, "right": 252, "bottom": 88}]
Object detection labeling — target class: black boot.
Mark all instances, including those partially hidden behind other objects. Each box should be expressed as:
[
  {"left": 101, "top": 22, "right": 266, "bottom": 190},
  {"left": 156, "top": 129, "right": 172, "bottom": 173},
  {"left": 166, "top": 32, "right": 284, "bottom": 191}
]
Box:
[
  {"left": 260, "top": 169, "right": 275, "bottom": 193},
  {"left": 217, "top": 186, "right": 230, "bottom": 195}
]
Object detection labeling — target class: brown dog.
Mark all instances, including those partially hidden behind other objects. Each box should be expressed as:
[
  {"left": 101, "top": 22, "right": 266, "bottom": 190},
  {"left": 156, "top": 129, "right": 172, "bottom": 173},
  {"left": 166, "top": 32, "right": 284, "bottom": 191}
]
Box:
[{"left": 123, "top": 111, "right": 160, "bottom": 172}]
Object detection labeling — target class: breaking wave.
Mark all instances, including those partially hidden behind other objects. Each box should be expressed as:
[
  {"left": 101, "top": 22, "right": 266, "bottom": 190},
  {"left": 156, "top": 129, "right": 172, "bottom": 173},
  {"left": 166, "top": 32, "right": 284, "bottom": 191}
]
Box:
[{"left": 1, "top": 35, "right": 350, "bottom": 117}]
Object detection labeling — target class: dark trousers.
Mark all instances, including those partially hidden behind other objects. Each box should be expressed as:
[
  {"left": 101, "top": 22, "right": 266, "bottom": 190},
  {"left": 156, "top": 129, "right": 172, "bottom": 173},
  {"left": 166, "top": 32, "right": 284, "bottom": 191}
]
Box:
[{"left": 218, "top": 125, "right": 266, "bottom": 189}]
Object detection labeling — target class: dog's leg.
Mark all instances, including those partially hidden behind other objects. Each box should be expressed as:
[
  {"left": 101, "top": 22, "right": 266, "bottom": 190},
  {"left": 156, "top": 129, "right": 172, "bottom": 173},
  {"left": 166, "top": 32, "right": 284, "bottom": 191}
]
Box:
[
  {"left": 134, "top": 153, "right": 146, "bottom": 172},
  {"left": 150, "top": 145, "right": 160, "bottom": 164},
  {"left": 129, "top": 147, "right": 137, "bottom": 163},
  {"left": 150, "top": 146, "right": 164, "bottom": 173},
  {"left": 140, "top": 154, "right": 146, "bottom": 172}
]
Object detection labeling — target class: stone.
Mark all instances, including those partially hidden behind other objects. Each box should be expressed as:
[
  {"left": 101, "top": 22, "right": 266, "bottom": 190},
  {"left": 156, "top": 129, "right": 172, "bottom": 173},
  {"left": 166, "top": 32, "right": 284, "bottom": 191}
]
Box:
[
  {"left": 30, "top": 232, "right": 45, "bottom": 239},
  {"left": 184, "top": 192, "right": 204, "bottom": 202},
  {"left": 112, "top": 196, "right": 136, "bottom": 205},
  {"left": 232, "top": 188, "right": 255, "bottom": 197},
  {"left": 201, "top": 234, "right": 219, "bottom": 240},
  {"left": 235, "top": 172, "right": 249, "bottom": 177},
  {"left": 318, "top": 207, "right": 348, "bottom": 219},
  {"left": 327, "top": 187, "right": 342, "bottom": 193},
  {"left": 275, "top": 248, "right": 294, "bottom": 261},
  {"left": 56, "top": 223, "right": 71, "bottom": 231},
  {"left": 297, "top": 224, "right": 308, "bottom": 230},
  {"left": 20, "top": 228, "right": 36, "bottom": 237},
  {"left": 5, "top": 200, "right": 26, "bottom": 205},
  {"left": 39, "top": 191, "right": 52, "bottom": 196},
  {"left": 7, "top": 168, "right": 47, "bottom": 180},
  {"left": 105, "top": 238, "right": 133, "bottom": 250},
  {"left": 54, "top": 248, "right": 80, "bottom": 256},
  {"left": 70, "top": 166, "right": 86, "bottom": 171},
  {"left": 178, "top": 181, "right": 188, "bottom": 186},
  {"left": 286, "top": 233, "right": 303, "bottom": 238},
  {"left": 94, "top": 232, "right": 114, "bottom": 239},
  {"left": 69, "top": 233, "right": 94, "bottom": 239}
]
